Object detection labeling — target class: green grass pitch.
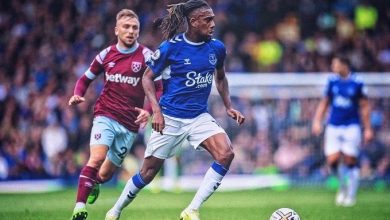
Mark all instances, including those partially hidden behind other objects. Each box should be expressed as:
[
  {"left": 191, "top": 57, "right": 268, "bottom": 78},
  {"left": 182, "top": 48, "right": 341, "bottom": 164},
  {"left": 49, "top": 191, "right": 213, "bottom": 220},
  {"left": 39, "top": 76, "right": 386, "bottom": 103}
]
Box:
[{"left": 0, "top": 187, "right": 389, "bottom": 219}]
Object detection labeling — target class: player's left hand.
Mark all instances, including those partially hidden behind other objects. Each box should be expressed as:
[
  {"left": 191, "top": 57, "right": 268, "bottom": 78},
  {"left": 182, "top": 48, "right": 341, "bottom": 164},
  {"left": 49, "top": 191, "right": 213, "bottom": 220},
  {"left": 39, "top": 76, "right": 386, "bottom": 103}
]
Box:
[
  {"left": 363, "top": 128, "right": 374, "bottom": 145},
  {"left": 135, "top": 107, "right": 150, "bottom": 129},
  {"left": 226, "top": 108, "right": 245, "bottom": 125}
]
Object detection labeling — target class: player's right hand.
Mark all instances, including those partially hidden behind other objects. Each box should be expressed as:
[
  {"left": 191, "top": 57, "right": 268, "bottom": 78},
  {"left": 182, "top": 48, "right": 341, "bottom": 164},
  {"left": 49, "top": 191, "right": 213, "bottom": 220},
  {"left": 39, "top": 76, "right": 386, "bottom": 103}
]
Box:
[
  {"left": 152, "top": 111, "right": 165, "bottom": 134},
  {"left": 363, "top": 127, "right": 374, "bottom": 145},
  {"left": 312, "top": 121, "right": 322, "bottom": 136},
  {"left": 68, "top": 95, "right": 85, "bottom": 106},
  {"left": 134, "top": 107, "right": 150, "bottom": 129},
  {"left": 226, "top": 108, "right": 245, "bottom": 125}
]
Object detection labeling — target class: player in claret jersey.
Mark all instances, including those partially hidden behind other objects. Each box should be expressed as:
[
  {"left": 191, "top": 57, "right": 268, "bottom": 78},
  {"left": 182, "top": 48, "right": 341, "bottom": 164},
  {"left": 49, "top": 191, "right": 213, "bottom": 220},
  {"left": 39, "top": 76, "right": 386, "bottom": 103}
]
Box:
[
  {"left": 68, "top": 9, "right": 161, "bottom": 220},
  {"left": 105, "top": 1, "right": 245, "bottom": 220},
  {"left": 313, "top": 55, "right": 373, "bottom": 207}
]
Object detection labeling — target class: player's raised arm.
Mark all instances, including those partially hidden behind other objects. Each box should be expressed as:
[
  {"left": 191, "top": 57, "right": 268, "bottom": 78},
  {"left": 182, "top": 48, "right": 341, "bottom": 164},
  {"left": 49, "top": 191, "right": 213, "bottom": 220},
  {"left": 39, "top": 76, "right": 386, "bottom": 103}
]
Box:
[
  {"left": 215, "top": 67, "right": 245, "bottom": 125},
  {"left": 142, "top": 67, "right": 164, "bottom": 132}
]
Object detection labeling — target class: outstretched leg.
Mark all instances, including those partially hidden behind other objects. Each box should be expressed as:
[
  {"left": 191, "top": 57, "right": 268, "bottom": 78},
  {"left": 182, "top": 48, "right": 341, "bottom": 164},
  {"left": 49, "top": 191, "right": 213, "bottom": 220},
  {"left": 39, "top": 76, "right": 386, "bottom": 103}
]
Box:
[
  {"left": 106, "top": 156, "right": 164, "bottom": 219},
  {"left": 181, "top": 133, "right": 234, "bottom": 220}
]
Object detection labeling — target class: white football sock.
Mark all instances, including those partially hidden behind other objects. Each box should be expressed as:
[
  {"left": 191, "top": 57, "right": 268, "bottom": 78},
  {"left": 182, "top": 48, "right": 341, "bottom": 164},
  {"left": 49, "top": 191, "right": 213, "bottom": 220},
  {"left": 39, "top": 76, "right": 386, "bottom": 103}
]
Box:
[
  {"left": 187, "top": 162, "right": 227, "bottom": 210},
  {"left": 338, "top": 164, "right": 348, "bottom": 191},
  {"left": 111, "top": 173, "right": 146, "bottom": 214},
  {"left": 346, "top": 166, "right": 360, "bottom": 199}
]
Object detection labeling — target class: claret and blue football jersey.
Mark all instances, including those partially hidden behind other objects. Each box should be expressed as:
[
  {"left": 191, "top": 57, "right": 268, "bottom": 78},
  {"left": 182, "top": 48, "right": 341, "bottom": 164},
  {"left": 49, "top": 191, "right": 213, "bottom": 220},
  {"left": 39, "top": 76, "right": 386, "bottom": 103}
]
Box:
[
  {"left": 325, "top": 74, "right": 367, "bottom": 126},
  {"left": 147, "top": 33, "right": 226, "bottom": 119}
]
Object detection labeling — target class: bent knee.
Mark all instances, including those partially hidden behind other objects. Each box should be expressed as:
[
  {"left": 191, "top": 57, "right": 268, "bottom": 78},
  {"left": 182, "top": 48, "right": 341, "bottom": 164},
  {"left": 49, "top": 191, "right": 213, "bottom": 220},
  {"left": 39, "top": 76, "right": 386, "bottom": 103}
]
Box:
[
  {"left": 140, "top": 167, "right": 159, "bottom": 184},
  {"left": 87, "top": 156, "right": 105, "bottom": 168},
  {"left": 98, "top": 172, "right": 113, "bottom": 183},
  {"left": 326, "top": 154, "right": 341, "bottom": 166},
  {"left": 327, "top": 159, "right": 338, "bottom": 168},
  {"left": 344, "top": 156, "right": 358, "bottom": 167},
  {"left": 216, "top": 149, "right": 234, "bottom": 167}
]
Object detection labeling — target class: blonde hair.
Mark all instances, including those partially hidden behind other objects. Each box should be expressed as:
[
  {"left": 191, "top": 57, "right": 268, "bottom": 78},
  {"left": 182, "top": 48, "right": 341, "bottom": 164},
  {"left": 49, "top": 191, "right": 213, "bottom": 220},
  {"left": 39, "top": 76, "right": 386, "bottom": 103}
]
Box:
[{"left": 116, "top": 9, "right": 139, "bottom": 21}]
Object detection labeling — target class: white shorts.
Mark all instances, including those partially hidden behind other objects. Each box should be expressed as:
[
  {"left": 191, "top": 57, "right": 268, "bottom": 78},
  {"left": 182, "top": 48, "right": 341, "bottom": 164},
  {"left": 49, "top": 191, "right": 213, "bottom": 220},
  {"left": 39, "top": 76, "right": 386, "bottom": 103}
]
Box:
[
  {"left": 145, "top": 113, "right": 226, "bottom": 159},
  {"left": 324, "top": 124, "right": 362, "bottom": 157}
]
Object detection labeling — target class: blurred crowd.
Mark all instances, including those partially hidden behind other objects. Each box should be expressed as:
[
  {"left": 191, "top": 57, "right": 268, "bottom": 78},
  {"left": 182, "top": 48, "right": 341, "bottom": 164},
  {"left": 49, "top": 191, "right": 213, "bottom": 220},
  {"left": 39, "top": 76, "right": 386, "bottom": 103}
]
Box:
[{"left": 0, "top": 0, "right": 389, "bottom": 183}]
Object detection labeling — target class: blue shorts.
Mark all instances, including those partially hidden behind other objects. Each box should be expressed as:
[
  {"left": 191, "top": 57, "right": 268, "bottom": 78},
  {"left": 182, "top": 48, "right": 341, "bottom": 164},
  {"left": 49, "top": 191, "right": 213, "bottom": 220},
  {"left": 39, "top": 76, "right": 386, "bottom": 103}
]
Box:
[{"left": 90, "top": 116, "right": 137, "bottom": 167}]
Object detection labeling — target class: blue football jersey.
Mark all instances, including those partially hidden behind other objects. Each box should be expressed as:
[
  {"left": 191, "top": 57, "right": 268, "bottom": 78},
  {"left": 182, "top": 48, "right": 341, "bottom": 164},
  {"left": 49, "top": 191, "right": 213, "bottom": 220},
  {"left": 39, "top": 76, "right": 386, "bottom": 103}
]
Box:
[
  {"left": 147, "top": 33, "right": 226, "bottom": 118},
  {"left": 325, "top": 74, "right": 367, "bottom": 126}
]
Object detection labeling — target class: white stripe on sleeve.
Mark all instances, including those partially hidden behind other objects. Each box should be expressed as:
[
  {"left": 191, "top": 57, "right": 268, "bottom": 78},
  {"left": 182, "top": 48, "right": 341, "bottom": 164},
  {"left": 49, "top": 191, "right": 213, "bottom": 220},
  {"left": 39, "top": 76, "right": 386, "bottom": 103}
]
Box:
[
  {"left": 96, "top": 46, "right": 111, "bottom": 64},
  {"left": 84, "top": 68, "right": 97, "bottom": 80}
]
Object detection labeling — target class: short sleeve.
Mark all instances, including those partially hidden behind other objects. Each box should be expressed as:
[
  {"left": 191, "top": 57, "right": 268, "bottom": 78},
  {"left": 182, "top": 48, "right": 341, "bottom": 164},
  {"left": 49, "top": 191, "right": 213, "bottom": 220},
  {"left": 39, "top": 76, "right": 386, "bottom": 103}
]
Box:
[
  {"left": 147, "top": 41, "right": 170, "bottom": 76},
  {"left": 213, "top": 39, "right": 227, "bottom": 69},
  {"left": 324, "top": 78, "right": 333, "bottom": 98},
  {"left": 89, "top": 59, "right": 104, "bottom": 76},
  {"left": 89, "top": 46, "right": 111, "bottom": 76},
  {"left": 357, "top": 82, "right": 368, "bottom": 99},
  {"left": 142, "top": 47, "right": 153, "bottom": 62}
]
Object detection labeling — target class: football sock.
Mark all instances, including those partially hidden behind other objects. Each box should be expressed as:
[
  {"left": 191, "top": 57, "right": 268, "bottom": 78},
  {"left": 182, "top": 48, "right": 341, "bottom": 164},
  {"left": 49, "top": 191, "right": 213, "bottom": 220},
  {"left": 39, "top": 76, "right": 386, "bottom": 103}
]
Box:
[
  {"left": 75, "top": 166, "right": 98, "bottom": 208},
  {"left": 338, "top": 164, "right": 348, "bottom": 191},
  {"left": 346, "top": 164, "right": 359, "bottom": 199},
  {"left": 187, "top": 161, "right": 228, "bottom": 210},
  {"left": 112, "top": 172, "right": 147, "bottom": 213},
  {"left": 329, "top": 162, "right": 338, "bottom": 175}
]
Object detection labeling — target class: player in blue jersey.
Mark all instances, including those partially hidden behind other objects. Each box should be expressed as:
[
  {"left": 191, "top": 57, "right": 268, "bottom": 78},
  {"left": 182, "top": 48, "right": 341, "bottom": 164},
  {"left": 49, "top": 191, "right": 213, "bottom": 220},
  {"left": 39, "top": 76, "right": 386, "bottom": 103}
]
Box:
[
  {"left": 105, "top": 1, "right": 245, "bottom": 220},
  {"left": 312, "top": 55, "right": 373, "bottom": 207}
]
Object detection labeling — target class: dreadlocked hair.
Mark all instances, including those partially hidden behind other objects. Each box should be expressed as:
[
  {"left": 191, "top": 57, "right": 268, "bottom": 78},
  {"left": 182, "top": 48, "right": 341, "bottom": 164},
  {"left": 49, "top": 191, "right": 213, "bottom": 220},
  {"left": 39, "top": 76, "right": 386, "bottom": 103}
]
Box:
[{"left": 158, "top": 0, "right": 210, "bottom": 40}]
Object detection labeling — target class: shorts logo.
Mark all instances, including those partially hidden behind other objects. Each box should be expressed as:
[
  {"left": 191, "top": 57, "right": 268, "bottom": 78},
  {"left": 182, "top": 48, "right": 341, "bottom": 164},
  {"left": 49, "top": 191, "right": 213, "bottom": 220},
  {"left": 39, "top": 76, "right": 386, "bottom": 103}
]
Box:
[
  {"left": 209, "top": 53, "right": 217, "bottom": 65},
  {"left": 94, "top": 133, "right": 101, "bottom": 140},
  {"left": 132, "top": 61, "right": 142, "bottom": 73}
]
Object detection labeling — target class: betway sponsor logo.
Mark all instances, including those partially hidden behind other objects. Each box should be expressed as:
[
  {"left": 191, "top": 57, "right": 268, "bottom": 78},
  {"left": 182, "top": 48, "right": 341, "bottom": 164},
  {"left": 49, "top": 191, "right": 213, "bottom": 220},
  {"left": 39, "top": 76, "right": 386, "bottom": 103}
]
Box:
[
  {"left": 185, "top": 71, "right": 213, "bottom": 89},
  {"left": 105, "top": 73, "right": 140, "bottom": 86}
]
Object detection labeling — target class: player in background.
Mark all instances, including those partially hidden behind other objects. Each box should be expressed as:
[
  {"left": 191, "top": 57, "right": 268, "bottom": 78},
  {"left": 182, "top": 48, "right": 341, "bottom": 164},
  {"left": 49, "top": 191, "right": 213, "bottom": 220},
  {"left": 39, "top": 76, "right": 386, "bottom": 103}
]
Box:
[
  {"left": 312, "top": 55, "right": 373, "bottom": 207},
  {"left": 68, "top": 9, "right": 161, "bottom": 220},
  {"left": 105, "top": 1, "right": 245, "bottom": 220}
]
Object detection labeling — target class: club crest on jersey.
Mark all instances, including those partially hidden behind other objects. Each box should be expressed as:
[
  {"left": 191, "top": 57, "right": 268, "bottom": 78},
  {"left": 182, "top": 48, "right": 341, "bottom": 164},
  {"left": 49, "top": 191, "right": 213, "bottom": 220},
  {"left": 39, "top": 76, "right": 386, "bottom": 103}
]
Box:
[
  {"left": 209, "top": 53, "right": 217, "bottom": 65},
  {"left": 132, "top": 61, "right": 142, "bottom": 73}
]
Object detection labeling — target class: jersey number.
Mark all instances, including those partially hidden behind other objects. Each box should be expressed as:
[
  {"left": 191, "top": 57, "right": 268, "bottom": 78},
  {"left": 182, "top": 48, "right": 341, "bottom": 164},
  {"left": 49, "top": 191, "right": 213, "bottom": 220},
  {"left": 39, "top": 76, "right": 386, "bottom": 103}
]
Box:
[{"left": 117, "top": 147, "right": 128, "bottom": 159}]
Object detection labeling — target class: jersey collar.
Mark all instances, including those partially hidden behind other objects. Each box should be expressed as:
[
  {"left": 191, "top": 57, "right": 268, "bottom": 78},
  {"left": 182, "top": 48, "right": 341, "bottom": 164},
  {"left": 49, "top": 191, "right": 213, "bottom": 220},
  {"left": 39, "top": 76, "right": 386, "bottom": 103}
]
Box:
[
  {"left": 116, "top": 42, "right": 139, "bottom": 54},
  {"left": 183, "top": 33, "right": 205, "bottom": 46},
  {"left": 339, "top": 72, "right": 353, "bottom": 80}
]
